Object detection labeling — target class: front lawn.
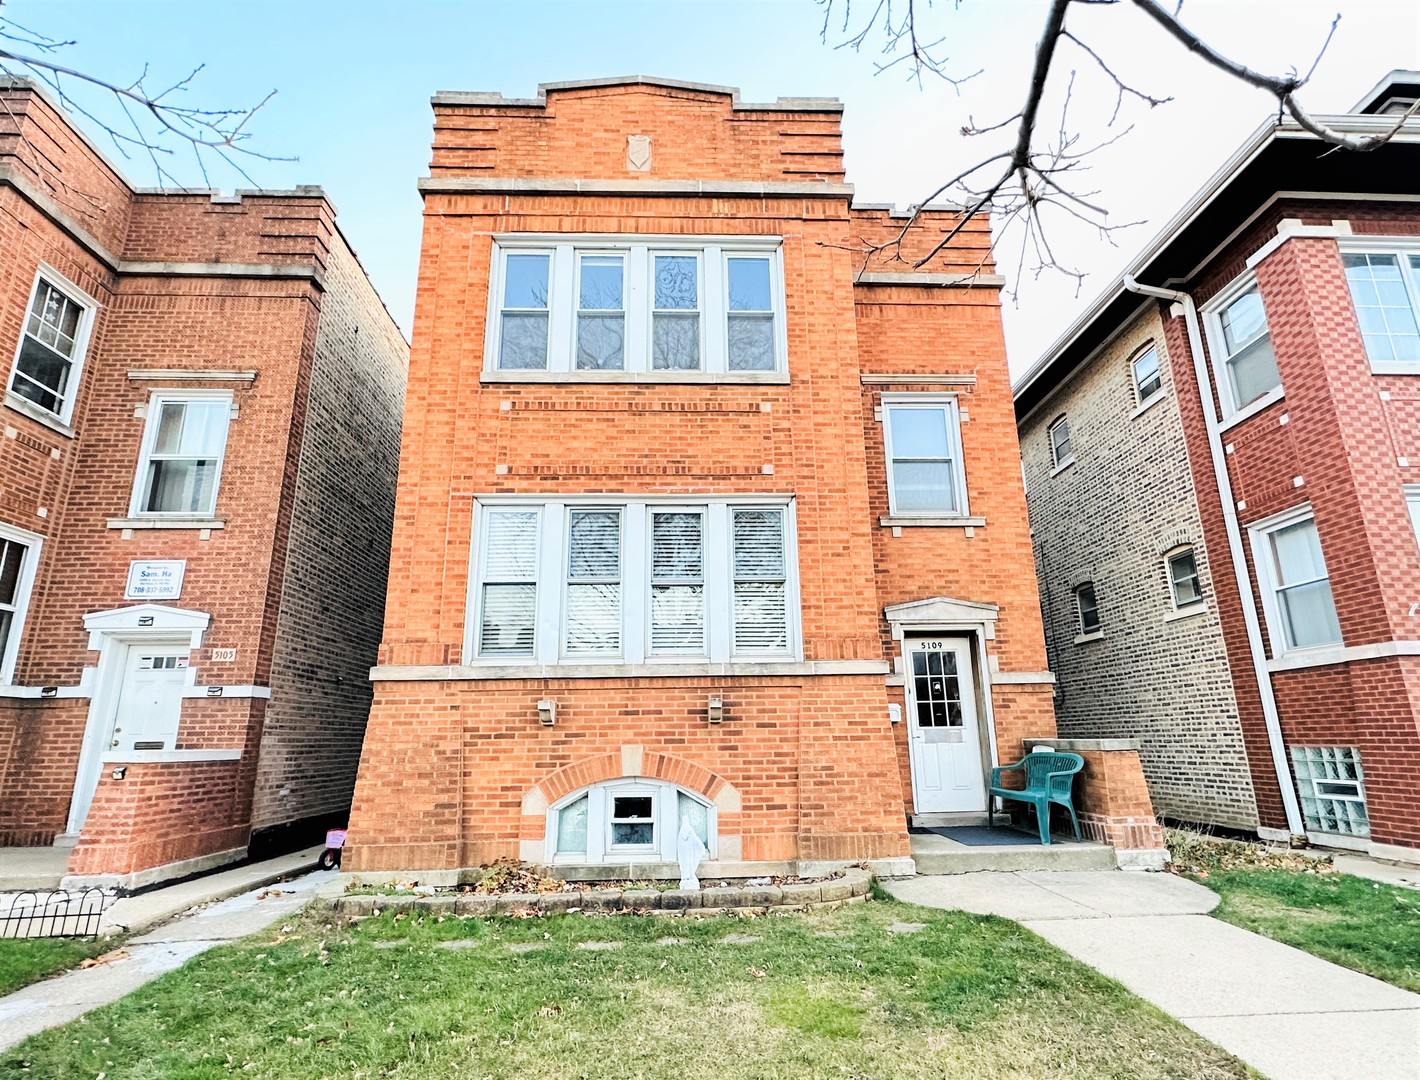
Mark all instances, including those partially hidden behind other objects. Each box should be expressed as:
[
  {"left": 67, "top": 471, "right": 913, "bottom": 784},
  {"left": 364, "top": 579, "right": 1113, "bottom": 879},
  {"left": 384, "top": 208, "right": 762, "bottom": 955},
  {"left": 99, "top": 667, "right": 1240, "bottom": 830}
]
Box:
[
  {"left": 1169, "top": 831, "right": 1420, "bottom": 992},
  {"left": 1, "top": 897, "right": 1251, "bottom": 1079},
  {"left": 0, "top": 936, "right": 109, "bottom": 996}
]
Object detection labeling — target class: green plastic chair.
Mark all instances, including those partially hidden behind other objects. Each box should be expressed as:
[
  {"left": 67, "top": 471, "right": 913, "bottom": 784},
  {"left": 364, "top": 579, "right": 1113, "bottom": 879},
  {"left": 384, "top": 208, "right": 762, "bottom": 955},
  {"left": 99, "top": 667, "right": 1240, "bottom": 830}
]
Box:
[{"left": 988, "top": 751, "right": 1084, "bottom": 845}]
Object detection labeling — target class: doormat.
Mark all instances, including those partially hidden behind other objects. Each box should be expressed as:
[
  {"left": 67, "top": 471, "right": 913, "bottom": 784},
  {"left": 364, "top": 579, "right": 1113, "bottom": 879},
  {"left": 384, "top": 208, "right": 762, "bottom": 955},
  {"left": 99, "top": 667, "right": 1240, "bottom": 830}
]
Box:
[{"left": 908, "top": 825, "right": 1073, "bottom": 847}]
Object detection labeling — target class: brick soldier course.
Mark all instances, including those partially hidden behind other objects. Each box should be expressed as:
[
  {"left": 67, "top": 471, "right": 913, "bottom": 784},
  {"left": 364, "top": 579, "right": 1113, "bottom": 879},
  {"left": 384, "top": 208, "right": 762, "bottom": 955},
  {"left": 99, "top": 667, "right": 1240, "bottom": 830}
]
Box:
[
  {"left": 346, "top": 76, "right": 1164, "bottom": 880},
  {"left": 0, "top": 79, "right": 408, "bottom": 886},
  {"left": 1017, "top": 70, "right": 1420, "bottom": 863}
]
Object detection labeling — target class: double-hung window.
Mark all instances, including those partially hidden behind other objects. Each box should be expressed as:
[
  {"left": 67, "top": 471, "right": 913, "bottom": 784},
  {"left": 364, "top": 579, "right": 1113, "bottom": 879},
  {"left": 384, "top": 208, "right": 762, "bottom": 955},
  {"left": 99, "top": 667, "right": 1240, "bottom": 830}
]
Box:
[
  {"left": 132, "top": 394, "right": 232, "bottom": 517},
  {"left": 1166, "top": 548, "right": 1204, "bottom": 609},
  {"left": 882, "top": 397, "right": 968, "bottom": 516},
  {"left": 1132, "top": 344, "right": 1163, "bottom": 405},
  {"left": 0, "top": 525, "right": 39, "bottom": 683},
  {"left": 1210, "top": 282, "right": 1282, "bottom": 414},
  {"left": 1048, "top": 416, "right": 1073, "bottom": 470},
  {"left": 470, "top": 498, "right": 799, "bottom": 665},
  {"left": 1075, "top": 582, "right": 1101, "bottom": 636},
  {"left": 1251, "top": 510, "right": 1341, "bottom": 654},
  {"left": 488, "top": 239, "right": 784, "bottom": 376},
  {"left": 1341, "top": 250, "right": 1420, "bottom": 369},
  {"left": 9, "top": 272, "right": 94, "bottom": 424}
]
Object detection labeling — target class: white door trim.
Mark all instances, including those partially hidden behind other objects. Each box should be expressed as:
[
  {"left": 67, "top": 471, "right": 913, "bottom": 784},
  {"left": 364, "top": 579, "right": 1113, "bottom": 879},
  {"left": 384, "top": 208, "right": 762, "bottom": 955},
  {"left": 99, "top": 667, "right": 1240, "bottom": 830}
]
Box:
[{"left": 902, "top": 634, "right": 990, "bottom": 814}]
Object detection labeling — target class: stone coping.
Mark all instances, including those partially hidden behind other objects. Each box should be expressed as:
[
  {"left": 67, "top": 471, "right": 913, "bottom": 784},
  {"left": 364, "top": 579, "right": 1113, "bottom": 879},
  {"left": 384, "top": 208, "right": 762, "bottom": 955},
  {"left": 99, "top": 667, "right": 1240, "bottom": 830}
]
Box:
[
  {"left": 1023, "top": 737, "right": 1141, "bottom": 753},
  {"left": 320, "top": 868, "right": 872, "bottom": 918}
]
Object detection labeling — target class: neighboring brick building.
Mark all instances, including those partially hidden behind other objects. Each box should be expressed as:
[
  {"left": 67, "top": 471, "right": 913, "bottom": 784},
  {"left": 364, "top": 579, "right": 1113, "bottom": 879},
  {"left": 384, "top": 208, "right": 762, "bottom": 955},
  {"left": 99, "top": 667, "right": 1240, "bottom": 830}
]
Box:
[
  {"left": 1016, "top": 71, "right": 1420, "bottom": 862},
  {"left": 345, "top": 76, "right": 1164, "bottom": 881},
  {"left": 0, "top": 80, "right": 408, "bottom": 886}
]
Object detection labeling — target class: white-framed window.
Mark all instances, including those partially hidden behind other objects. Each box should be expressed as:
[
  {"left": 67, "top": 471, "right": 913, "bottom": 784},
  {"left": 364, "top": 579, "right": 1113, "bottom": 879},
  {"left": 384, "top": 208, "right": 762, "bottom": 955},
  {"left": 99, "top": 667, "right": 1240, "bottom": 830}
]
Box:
[
  {"left": 1075, "top": 582, "right": 1101, "bottom": 635},
  {"left": 8, "top": 269, "right": 97, "bottom": 424},
  {"left": 1249, "top": 508, "right": 1341, "bottom": 654},
  {"left": 1165, "top": 547, "right": 1204, "bottom": 609},
  {"left": 881, "top": 396, "right": 968, "bottom": 516},
  {"left": 1340, "top": 250, "right": 1420, "bottom": 369},
  {"left": 468, "top": 497, "right": 799, "bottom": 665},
  {"left": 1405, "top": 486, "right": 1420, "bottom": 551},
  {"left": 548, "top": 778, "right": 716, "bottom": 864},
  {"left": 0, "top": 522, "right": 40, "bottom": 683},
  {"left": 1205, "top": 279, "right": 1282, "bottom": 416},
  {"left": 130, "top": 392, "right": 232, "bottom": 517},
  {"left": 1131, "top": 343, "right": 1164, "bottom": 405},
  {"left": 486, "top": 237, "right": 785, "bottom": 376},
  {"left": 1048, "top": 415, "right": 1073, "bottom": 470}
]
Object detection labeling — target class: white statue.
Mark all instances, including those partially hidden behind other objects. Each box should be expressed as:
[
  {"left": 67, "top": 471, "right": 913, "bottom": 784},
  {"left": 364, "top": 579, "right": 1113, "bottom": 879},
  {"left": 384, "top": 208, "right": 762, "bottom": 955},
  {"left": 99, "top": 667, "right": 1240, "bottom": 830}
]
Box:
[{"left": 676, "top": 813, "right": 708, "bottom": 890}]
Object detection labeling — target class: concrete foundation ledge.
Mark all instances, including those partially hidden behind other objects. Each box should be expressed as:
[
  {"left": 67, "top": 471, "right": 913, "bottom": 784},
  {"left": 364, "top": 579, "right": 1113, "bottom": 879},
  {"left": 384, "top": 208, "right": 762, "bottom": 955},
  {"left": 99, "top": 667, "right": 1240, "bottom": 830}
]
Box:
[
  {"left": 323, "top": 867, "right": 872, "bottom": 918},
  {"left": 1115, "top": 848, "right": 1170, "bottom": 871},
  {"left": 342, "top": 858, "right": 869, "bottom": 888},
  {"left": 62, "top": 845, "right": 247, "bottom": 892}
]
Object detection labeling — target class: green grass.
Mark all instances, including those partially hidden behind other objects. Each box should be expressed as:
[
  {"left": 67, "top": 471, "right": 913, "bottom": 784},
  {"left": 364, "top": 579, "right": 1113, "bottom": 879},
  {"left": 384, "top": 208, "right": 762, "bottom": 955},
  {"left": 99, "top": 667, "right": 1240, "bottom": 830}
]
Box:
[
  {"left": 0, "top": 936, "right": 109, "bottom": 996},
  {"left": 0, "top": 898, "right": 1251, "bottom": 1080},
  {"left": 1200, "top": 869, "right": 1420, "bottom": 992}
]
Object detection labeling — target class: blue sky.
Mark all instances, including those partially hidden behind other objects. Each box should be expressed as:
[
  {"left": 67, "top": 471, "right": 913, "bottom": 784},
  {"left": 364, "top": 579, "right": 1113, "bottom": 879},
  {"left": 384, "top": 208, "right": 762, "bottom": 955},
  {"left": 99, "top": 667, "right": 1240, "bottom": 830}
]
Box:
[{"left": 18, "top": 0, "right": 1420, "bottom": 370}]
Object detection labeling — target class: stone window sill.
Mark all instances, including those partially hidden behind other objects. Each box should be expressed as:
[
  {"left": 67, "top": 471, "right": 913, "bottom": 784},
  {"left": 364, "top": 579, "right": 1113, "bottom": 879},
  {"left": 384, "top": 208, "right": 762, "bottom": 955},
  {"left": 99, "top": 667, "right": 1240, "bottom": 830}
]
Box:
[
  {"left": 100, "top": 748, "right": 241, "bottom": 764},
  {"left": 879, "top": 515, "right": 986, "bottom": 528},
  {"left": 5, "top": 393, "right": 75, "bottom": 438},
  {"left": 1219, "top": 387, "right": 1285, "bottom": 432},
  {"left": 107, "top": 517, "right": 226, "bottom": 530},
  {"left": 1050, "top": 457, "right": 1076, "bottom": 478},
  {"left": 1129, "top": 392, "right": 1168, "bottom": 421},
  {"left": 1073, "top": 630, "right": 1104, "bottom": 645},
  {"left": 481, "top": 370, "right": 789, "bottom": 385},
  {"left": 1163, "top": 603, "right": 1209, "bottom": 623}
]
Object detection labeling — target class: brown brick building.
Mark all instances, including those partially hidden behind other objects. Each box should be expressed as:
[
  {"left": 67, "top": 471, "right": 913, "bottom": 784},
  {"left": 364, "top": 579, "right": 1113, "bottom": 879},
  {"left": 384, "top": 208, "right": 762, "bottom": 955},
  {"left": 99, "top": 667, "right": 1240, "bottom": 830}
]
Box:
[
  {"left": 1016, "top": 71, "right": 1420, "bottom": 863},
  {"left": 345, "top": 77, "right": 1165, "bottom": 881},
  {"left": 0, "top": 80, "right": 408, "bottom": 887}
]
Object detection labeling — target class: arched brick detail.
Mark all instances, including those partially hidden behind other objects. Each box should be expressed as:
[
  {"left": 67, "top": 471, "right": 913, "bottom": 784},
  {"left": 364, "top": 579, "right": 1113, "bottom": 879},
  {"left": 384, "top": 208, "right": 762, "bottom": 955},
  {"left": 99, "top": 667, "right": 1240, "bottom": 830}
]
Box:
[{"left": 530, "top": 746, "right": 731, "bottom": 807}]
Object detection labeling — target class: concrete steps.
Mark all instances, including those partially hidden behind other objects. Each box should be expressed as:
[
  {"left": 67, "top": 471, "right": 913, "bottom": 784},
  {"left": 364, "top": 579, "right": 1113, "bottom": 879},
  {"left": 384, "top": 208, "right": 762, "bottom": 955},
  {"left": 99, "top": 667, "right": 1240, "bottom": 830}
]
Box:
[{"left": 909, "top": 833, "right": 1116, "bottom": 875}]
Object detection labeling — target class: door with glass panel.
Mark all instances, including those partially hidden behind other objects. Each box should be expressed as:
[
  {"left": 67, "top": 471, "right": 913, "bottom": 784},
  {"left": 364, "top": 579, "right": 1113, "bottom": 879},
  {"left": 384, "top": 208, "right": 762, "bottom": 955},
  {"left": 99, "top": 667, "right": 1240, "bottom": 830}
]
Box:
[{"left": 904, "top": 637, "right": 986, "bottom": 814}]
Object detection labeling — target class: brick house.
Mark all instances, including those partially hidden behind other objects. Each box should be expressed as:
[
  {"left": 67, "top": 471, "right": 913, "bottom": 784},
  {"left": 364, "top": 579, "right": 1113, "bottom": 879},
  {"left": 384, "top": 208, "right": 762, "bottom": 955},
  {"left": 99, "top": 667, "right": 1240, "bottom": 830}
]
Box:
[
  {"left": 1016, "top": 71, "right": 1420, "bottom": 862},
  {"left": 0, "top": 80, "right": 408, "bottom": 887},
  {"left": 345, "top": 76, "right": 1166, "bottom": 881}
]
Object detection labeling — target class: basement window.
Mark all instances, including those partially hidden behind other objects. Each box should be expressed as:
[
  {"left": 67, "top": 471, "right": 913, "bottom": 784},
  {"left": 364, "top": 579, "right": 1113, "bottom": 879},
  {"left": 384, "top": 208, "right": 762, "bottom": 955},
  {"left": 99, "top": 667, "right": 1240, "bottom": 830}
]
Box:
[
  {"left": 1292, "top": 745, "right": 1369, "bottom": 837},
  {"left": 547, "top": 779, "right": 715, "bottom": 863}
]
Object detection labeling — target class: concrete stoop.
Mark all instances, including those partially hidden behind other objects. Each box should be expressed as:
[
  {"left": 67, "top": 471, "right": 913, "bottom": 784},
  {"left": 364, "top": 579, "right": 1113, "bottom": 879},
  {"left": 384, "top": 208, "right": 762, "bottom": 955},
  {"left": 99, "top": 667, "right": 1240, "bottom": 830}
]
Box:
[{"left": 909, "top": 834, "right": 1117, "bottom": 875}]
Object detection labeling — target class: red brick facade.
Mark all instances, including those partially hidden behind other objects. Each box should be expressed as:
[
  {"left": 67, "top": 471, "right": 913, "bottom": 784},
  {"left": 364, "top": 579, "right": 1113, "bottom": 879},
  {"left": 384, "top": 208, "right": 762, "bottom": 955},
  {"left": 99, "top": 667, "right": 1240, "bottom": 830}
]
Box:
[
  {"left": 345, "top": 78, "right": 1060, "bottom": 877},
  {"left": 0, "top": 81, "right": 407, "bottom": 884}
]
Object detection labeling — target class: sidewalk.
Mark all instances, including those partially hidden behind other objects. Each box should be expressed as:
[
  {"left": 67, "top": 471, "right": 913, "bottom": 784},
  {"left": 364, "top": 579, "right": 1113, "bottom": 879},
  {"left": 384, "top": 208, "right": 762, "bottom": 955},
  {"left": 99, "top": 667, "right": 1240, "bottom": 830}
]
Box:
[
  {"left": 887, "top": 870, "right": 1420, "bottom": 1080},
  {"left": 0, "top": 855, "right": 336, "bottom": 1052}
]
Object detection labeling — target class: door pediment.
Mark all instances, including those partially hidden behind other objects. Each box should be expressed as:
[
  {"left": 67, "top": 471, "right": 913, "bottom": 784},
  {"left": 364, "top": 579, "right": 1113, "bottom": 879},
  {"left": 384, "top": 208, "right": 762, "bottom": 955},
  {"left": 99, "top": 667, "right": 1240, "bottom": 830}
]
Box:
[
  {"left": 884, "top": 596, "right": 999, "bottom": 639},
  {"left": 83, "top": 604, "right": 211, "bottom": 649}
]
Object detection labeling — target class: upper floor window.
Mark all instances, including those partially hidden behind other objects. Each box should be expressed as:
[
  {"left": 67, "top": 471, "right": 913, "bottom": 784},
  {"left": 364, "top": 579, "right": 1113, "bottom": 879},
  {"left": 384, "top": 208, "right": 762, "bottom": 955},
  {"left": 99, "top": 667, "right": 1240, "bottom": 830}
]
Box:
[
  {"left": 1250, "top": 510, "right": 1341, "bottom": 654},
  {"left": 1406, "top": 486, "right": 1420, "bottom": 552},
  {"left": 882, "top": 396, "right": 968, "bottom": 516},
  {"left": 1341, "top": 251, "right": 1420, "bottom": 370},
  {"left": 487, "top": 239, "right": 785, "bottom": 376},
  {"left": 1209, "top": 282, "right": 1282, "bottom": 415},
  {"left": 1075, "top": 582, "right": 1101, "bottom": 635},
  {"left": 9, "top": 272, "right": 95, "bottom": 424},
  {"left": 1166, "top": 547, "right": 1204, "bottom": 609},
  {"left": 131, "top": 394, "right": 232, "bottom": 517},
  {"left": 0, "top": 524, "right": 39, "bottom": 683},
  {"left": 1048, "top": 415, "right": 1073, "bottom": 470},
  {"left": 470, "top": 498, "right": 798, "bottom": 666},
  {"left": 1131, "top": 344, "right": 1163, "bottom": 406}
]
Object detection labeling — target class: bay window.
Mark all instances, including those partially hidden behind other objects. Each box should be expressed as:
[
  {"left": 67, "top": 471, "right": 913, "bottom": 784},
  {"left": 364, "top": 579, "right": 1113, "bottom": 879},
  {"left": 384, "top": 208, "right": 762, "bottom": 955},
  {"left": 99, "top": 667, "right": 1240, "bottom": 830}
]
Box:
[
  {"left": 469, "top": 498, "right": 799, "bottom": 665},
  {"left": 487, "top": 238, "right": 785, "bottom": 376},
  {"left": 1341, "top": 250, "right": 1420, "bottom": 369},
  {"left": 1208, "top": 281, "right": 1282, "bottom": 415}
]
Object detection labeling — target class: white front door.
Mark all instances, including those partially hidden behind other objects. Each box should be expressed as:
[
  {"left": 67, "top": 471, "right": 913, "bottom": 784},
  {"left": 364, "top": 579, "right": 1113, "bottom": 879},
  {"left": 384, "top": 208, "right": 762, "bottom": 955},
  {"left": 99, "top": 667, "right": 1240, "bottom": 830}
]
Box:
[
  {"left": 905, "top": 636, "right": 987, "bottom": 814},
  {"left": 68, "top": 647, "right": 188, "bottom": 832}
]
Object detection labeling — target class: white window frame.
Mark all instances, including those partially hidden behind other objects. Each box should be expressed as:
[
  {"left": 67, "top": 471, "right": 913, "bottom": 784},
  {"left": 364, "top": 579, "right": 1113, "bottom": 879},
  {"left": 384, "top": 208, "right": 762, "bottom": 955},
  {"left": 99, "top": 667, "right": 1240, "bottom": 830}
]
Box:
[
  {"left": 128, "top": 390, "right": 234, "bottom": 520},
  {"left": 1405, "top": 485, "right": 1420, "bottom": 553},
  {"left": 484, "top": 235, "right": 787, "bottom": 377},
  {"left": 1074, "top": 581, "right": 1101, "bottom": 637},
  {"left": 1130, "top": 342, "right": 1164, "bottom": 408},
  {"left": 1337, "top": 237, "right": 1420, "bottom": 375},
  {"left": 1048, "top": 415, "right": 1074, "bottom": 472},
  {"left": 546, "top": 778, "right": 717, "bottom": 864},
  {"left": 1203, "top": 274, "right": 1284, "bottom": 423},
  {"left": 1164, "top": 546, "right": 1205, "bottom": 611},
  {"left": 467, "top": 496, "right": 801, "bottom": 666},
  {"left": 0, "top": 521, "right": 41, "bottom": 683},
  {"left": 881, "top": 394, "right": 969, "bottom": 518},
  {"left": 6, "top": 266, "right": 98, "bottom": 428},
  {"left": 1248, "top": 505, "right": 1342, "bottom": 657},
  {"left": 563, "top": 506, "right": 623, "bottom": 657}
]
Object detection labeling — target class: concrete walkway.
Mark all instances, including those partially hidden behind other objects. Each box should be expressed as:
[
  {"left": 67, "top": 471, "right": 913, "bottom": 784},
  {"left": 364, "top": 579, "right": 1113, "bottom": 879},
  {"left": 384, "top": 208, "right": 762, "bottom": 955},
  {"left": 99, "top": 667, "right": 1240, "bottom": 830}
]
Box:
[
  {"left": 886, "top": 870, "right": 1420, "bottom": 1080},
  {"left": 0, "top": 866, "right": 334, "bottom": 1052}
]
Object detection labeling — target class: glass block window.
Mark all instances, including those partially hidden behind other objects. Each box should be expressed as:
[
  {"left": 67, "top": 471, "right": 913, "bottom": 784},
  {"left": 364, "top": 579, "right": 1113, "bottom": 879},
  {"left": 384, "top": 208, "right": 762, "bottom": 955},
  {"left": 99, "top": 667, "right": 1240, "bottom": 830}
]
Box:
[{"left": 1292, "top": 746, "right": 1369, "bottom": 837}]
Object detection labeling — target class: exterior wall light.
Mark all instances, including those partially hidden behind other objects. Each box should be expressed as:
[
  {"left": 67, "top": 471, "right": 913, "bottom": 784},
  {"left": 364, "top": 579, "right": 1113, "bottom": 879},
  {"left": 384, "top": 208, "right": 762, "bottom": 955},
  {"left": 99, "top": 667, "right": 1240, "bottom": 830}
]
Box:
[
  {"left": 110, "top": 766, "right": 128, "bottom": 780},
  {"left": 707, "top": 696, "right": 724, "bottom": 724},
  {"left": 537, "top": 698, "right": 556, "bottom": 727}
]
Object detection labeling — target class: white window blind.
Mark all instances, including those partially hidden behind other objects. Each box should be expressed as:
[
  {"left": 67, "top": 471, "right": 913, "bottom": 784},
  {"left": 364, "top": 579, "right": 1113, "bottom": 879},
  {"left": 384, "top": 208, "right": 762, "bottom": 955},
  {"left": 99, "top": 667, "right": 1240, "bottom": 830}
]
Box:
[
  {"left": 479, "top": 510, "right": 540, "bottom": 656},
  {"left": 650, "top": 511, "right": 705, "bottom": 653},
  {"left": 731, "top": 508, "right": 788, "bottom": 653},
  {"left": 565, "top": 509, "right": 622, "bottom": 655}
]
